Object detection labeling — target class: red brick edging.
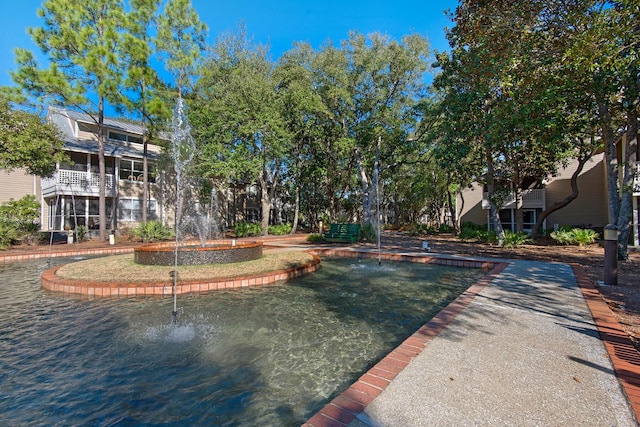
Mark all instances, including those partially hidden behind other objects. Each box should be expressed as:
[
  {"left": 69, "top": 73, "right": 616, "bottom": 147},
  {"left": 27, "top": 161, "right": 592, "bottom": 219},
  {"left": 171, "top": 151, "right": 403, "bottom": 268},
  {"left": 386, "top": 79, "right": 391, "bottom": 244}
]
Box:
[
  {"left": 571, "top": 264, "right": 640, "bottom": 424},
  {"left": 0, "top": 246, "right": 135, "bottom": 262},
  {"left": 302, "top": 261, "right": 509, "bottom": 427},
  {"left": 309, "top": 248, "right": 497, "bottom": 271},
  {"left": 41, "top": 254, "right": 321, "bottom": 297}
]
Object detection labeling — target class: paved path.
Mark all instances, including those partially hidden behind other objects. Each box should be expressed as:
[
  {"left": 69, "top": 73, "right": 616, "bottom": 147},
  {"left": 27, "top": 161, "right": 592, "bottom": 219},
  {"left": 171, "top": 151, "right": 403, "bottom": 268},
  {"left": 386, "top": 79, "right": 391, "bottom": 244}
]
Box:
[
  {"left": 294, "top": 248, "right": 640, "bottom": 426},
  {"left": 343, "top": 260, "right": 636, "bottom": 426}
]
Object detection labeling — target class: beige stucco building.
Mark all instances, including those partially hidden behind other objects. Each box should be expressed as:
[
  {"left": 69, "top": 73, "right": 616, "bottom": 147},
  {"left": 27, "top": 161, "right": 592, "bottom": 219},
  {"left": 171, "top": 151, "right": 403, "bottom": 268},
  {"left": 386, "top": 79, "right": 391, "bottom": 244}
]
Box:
[
  {"left": 457, "top": 149, "right": 640, "bottom": 246},
  {"left": 1, "top": 107, "right": 172, "bottom": 235}
]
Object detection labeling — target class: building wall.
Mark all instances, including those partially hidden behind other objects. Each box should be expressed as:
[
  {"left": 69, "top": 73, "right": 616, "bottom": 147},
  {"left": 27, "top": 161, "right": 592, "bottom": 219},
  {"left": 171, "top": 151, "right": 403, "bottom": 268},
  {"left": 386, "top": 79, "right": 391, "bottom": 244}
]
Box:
[
  {"left": 457, "top": 182, "right": 487, "bottom": 225},
  {"left": 544, "top": 153, "right": 608, "bottom": 230},
  {"left": 0, "top": 169, "right": 39, "bottom": 204}
]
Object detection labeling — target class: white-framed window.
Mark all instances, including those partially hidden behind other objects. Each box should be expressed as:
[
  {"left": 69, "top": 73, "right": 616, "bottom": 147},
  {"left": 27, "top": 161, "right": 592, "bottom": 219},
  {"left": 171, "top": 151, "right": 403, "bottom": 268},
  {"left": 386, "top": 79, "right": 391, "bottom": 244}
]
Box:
[
  {"left": 118, "top": 198, "right": 157, "bottom": 221},
  {"left": 108, "top": 131, "right": 143, "bottom": 144},
  {"left": 119, "top": 159, "right": 155, "bottom": 183}
]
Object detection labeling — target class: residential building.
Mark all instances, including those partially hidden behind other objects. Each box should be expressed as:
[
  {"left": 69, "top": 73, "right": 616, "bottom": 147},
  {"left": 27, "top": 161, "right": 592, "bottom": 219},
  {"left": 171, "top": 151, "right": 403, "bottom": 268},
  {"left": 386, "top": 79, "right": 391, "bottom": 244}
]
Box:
[{"left": 458, "top": 145, "right": 640, "bottom": 246}]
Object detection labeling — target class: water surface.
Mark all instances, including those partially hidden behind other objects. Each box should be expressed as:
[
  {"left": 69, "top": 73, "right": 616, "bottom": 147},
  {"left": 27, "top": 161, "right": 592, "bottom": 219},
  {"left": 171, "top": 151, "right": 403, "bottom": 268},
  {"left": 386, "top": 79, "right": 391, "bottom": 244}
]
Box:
[{"left": 0, "top": 256, "right": 482, "bottom": 426}]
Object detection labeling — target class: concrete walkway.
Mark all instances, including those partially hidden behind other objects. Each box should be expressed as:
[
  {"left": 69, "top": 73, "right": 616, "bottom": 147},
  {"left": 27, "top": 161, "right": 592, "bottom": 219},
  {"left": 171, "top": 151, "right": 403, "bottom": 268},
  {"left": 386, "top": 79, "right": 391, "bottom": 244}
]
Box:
[{"left": 302, "top": 255, "right": 640, "bottom": 427}]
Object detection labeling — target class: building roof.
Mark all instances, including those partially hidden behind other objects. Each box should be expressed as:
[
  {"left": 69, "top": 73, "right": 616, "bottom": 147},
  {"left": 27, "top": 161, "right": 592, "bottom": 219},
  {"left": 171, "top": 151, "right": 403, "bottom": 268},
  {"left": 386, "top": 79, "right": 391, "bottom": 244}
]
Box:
[{"left": 48, "top": 107, "right": 163, "bottom": 160}]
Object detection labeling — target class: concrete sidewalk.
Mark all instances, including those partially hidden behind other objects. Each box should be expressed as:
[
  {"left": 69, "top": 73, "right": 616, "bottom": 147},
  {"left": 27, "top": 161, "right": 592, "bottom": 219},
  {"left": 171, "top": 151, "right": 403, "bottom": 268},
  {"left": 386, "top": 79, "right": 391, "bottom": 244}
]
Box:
[{"left": 305, "top": 258, "right": 639, "bottom": 426}]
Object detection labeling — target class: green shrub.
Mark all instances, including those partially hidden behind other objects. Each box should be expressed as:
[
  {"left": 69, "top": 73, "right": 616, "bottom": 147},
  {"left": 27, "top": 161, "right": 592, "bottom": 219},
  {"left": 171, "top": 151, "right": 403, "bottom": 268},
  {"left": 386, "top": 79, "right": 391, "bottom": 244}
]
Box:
[
  {"left": 268, "top": 223, "right": 292, "bottom": 235},
  {"left": 131, "top": 220, "right": 174, "bottom": 242},
  {"left": 458, "top": 227, "right": 478, "bottom": 241},
  {"left": 307, "top": 233, "right": 324, "bottom": 243},
  {"left": 502, "top": 231, "right": 533, "bottom": 248},
  {"left": 75, "top": 225, "right": 89, "bottom": 243},
  {"left": 461, "top": 222, "right": 485, "bottom": 232},
  {"left": 234, "top": 222, "right": 262, "bottom": 237},
  {"left": 551, "top": 228, "right": 599, "bottom": 246},
  {"left": 359, "top": 222, "right": 376, "bottom": 242},
  {"left": 477, "top": 230, "right": 497, "bottom": 244},
  {"left": 438, "top": 224, "right": 454, "bottom": 233},
  {"left": 550, "top": 229, "right": 573, "bottom": 245},
  {"left": 0, "top": 195, "right": 41, "bottom": 246},
  {"left": 0, "top": 195, "right": 40, "bottom": 232},
  {"left": 0, "top": 218, "right": 19, "bottom": 250}
]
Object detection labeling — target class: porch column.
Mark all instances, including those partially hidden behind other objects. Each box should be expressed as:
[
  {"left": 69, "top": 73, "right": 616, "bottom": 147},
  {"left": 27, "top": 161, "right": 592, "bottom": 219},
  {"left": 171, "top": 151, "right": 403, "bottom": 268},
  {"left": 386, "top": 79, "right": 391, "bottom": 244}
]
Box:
[
  {"left": 85, "top": 197, "right": 90, "bottom": 228},
  {"left": 60, "top": 196, "right": 66, "bottom": 230},
  {"left": 633, "top": 196, "right": 639, "bottom": 247}
]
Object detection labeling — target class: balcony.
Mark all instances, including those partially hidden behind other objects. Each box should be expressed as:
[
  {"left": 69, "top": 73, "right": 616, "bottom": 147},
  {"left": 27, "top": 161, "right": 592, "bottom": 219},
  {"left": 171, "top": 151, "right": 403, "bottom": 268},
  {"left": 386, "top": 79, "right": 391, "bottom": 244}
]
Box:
[
  {"left": 42, "top": 169, "right": 116, "bottom": 198},
  {"left": 482, "top": 188, "right": 545, "bottom": 210}
]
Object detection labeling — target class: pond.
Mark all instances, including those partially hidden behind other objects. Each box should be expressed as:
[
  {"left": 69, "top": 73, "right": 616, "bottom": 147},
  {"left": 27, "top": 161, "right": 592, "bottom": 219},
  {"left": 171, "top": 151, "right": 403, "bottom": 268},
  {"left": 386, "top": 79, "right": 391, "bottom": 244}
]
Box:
[{"left": 0, "top": 256, "right": 483, "bottom": 426}]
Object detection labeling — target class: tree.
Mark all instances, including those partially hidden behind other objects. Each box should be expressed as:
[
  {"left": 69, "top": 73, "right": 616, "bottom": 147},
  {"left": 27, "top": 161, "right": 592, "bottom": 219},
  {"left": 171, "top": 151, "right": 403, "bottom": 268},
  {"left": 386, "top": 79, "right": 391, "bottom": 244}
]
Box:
[
  {"left": 156, "top": 0, "right": 207, "bottom": 98},
  {"left": 121, "top": 0, "right": 170, "bottom": 222},
  {"left": 274, "top": 42, "right": 327, "bottom": 233},
  {"left": 192, "top": 26, "right": 289, "bottom": 235},
  {"left": 343, "top": 32, "right": 430, "bottom": 225},
  {"left": 569, "top": 0, "right": 640, "bottom": 260},
  {"left": 0, "top": 90, "right": 66, "bottom": 177},
  {"left": 435, "top": 0, "right": 606, "bottom": 244},
  {"left": 12, "top": 0, "right": 126, "bottom": 241}
]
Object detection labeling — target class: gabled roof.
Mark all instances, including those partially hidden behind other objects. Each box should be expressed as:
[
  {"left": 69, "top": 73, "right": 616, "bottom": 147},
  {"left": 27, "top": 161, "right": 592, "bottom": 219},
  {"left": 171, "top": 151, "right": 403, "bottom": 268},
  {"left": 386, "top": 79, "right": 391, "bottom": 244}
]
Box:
[
  {"left": 48, "top": 106, "right": 146, "bottom": 137},
  {"left": 48, "top": 107, "right": 162, "bottom": 160}
]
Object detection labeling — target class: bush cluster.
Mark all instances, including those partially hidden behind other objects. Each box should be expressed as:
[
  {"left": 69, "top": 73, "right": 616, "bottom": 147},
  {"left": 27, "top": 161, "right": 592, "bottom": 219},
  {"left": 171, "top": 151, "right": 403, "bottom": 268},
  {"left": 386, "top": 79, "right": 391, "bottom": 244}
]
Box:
[
  {"left": 551, "top": 227, "right": 599, "bottom": 246},
  {"left": 234, "top": 222, "right": 263, "bottom": 237},
  {"left": 130, "top": 220, "right": 174, "bottom": 242},
  {"left": 306, "top": 233, "right": 324, "bottom": 243},
  {"left": 458, "top": 222, "right": 502, "bottom": 245},
  {"left": 268, "top": 223, "right": 292, "bottom": 235},
  {"left": 401, "top": 223, "right": 455, "bottom": 236},
  {"left": 359, "top": 222, "right": 376, "bottom": 241},
  {"left": 0, "top": 195, "right": 41, "bottom": 249},
  {"left": 502, "top": 231, "right": 533, "bottom": 248}
]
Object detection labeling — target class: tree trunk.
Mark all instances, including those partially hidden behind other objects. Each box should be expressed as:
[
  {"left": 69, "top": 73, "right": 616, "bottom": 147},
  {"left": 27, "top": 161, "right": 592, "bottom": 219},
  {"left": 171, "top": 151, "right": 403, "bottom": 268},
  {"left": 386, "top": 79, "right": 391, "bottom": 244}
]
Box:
[
  {"left": 486, "top": 144, "right": 504, "bottom": 244},
  {"left": 617, "top": 111, "right": 638, "bottom": 261},
  {"left": 142, "top": 127, "right": 148, "bottom": 223},
  {"left": 259, "top": 170, "right": 270, "bottom": 236},
  {"left": 599, "top": 103, "right": 621, "bottom": 224},
  {"left": 98, "top": 97, "right": 107, "bottom": 242},
  {"left": 514, "top": 168, "right": 523, "bottom": 233},
  {"left": 531, "top": 154, "right": 591, "bottom": 239},
  {"left": 445, "top": 175, "right": 458, "bottom": 233},
  {"left": 290, "top": 185, "right": 300, "bottom": 234}
]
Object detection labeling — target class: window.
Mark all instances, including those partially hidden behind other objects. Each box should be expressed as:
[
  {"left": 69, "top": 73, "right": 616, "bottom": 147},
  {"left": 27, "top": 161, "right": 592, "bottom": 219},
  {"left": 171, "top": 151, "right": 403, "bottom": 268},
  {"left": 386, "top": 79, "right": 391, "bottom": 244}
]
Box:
[
  {"left": 118, "top": 198, "right": 157, "bottom": 221},
  {"left": 119, "top": 159, "right": 155, "bottom": 183},
  {"left": 108, "top": 131, "right": 143, "bottom": 144}
]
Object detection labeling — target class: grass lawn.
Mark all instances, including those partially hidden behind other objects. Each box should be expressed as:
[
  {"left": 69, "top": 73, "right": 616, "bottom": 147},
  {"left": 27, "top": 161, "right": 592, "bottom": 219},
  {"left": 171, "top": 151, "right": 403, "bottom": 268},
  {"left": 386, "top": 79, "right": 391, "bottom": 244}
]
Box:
[{"left": 56, "top": 251, "right": 315, "bottom": 282}]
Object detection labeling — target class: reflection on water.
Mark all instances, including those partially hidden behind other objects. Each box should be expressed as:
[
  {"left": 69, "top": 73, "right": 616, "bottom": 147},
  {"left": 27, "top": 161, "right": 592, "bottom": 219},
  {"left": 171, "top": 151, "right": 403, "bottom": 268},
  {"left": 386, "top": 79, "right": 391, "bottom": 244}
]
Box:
[{"left": 0, "top": 256, "right": 482, "bottom": 426}]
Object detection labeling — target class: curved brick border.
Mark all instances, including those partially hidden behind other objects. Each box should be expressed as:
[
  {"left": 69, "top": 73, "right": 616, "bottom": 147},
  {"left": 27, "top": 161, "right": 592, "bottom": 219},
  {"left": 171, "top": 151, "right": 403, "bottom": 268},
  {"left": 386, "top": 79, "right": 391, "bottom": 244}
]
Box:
[
  {"left": 0, "top": 246, "right": 135, "bottom": 262},
  {"left": 309, "top": 248, "right": 498, "bottom": 271},
  {"left": 572, "top": 264, "right": 640, "bottom": 424},
  {"left": 41, "top": 254, "right": 321, "bottom": 297}
]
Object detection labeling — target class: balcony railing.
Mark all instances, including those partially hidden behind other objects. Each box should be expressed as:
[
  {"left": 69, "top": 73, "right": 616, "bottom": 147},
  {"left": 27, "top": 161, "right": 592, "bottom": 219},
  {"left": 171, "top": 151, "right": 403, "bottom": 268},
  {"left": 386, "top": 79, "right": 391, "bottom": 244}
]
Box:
[
  {"left": 42, "top": 169, "right": 116, "bottom": 197},
  {"left": 482, "top": 188, "right": 545, "bottom": 210},
  {"left": 635, "top": 164, "right": 640, "bottom": 193}
]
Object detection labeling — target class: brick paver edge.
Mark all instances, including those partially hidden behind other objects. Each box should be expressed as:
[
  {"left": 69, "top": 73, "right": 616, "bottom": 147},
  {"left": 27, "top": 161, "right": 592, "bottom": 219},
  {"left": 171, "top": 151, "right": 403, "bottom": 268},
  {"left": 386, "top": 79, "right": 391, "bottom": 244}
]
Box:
[{"left": 571, "top": 264, "right": 640, "bottom": 425}]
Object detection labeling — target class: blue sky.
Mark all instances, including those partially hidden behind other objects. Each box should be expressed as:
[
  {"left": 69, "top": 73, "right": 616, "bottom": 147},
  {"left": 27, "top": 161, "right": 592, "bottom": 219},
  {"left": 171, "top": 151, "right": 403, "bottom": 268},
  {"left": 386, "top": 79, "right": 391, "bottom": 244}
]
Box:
[{"left": 0, "top": 0, "right": 458, "bottom": 89}]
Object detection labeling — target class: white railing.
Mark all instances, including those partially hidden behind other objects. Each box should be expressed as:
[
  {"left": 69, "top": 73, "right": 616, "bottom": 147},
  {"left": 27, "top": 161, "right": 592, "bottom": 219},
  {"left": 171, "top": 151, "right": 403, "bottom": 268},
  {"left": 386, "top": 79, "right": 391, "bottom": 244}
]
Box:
[
  {"left": 635, "top": 164, "right": 640, "bottom": 193},
  {"left": 482, "top": 188, "right": 545, "bottom": 210},
  {"left": 42, "top": 169, "right": 116, "bottom": 197}
]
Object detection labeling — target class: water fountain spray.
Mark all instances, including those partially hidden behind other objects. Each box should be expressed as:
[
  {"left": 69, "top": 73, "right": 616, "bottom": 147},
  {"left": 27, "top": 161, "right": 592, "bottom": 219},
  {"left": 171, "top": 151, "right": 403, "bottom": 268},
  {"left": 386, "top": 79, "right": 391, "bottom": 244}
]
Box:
[{"left": 170, "top": 97, "right": 196, "bottom": 324}]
